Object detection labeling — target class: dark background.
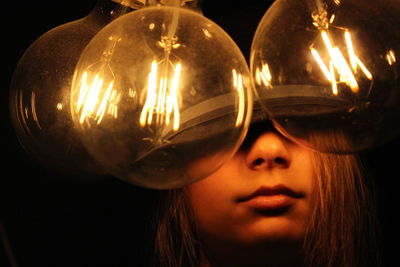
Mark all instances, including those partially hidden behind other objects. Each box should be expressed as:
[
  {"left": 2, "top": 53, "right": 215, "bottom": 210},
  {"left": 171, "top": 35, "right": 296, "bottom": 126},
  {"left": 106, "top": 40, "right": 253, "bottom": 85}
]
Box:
[{"left": 1, "top": 0, "right": 398, "bottom": 266}]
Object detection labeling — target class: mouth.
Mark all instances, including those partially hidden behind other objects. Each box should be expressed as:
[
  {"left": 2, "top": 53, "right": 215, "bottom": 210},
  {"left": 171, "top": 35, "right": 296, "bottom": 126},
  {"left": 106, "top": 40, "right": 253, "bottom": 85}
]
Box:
[{"left": 238, "top": 185, "right": 304, "bottom": 212}]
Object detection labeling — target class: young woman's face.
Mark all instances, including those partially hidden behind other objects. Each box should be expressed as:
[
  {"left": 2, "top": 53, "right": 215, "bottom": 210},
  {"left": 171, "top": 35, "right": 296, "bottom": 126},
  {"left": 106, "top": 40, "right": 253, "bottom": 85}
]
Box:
[{"left": 187, "top": 122, "right": 315, "bottom": 252}]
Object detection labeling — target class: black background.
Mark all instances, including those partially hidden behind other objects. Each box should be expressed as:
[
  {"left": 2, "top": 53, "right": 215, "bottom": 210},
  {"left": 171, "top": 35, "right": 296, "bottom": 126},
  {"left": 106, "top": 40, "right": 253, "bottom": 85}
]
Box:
[{"left": 1, "top": 0, "right": 398, "bottom": 266}]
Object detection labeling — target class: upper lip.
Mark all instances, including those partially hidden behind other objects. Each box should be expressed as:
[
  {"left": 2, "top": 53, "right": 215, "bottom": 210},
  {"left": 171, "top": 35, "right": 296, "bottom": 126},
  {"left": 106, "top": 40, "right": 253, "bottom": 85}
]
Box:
[{"left": 238, "top": 185, "right": 303, "bottom": 202}]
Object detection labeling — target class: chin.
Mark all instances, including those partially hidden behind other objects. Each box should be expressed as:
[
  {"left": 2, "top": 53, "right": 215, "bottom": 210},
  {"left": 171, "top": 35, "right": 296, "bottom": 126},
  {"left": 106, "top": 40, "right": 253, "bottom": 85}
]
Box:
[{"left": 240, "top": 216, "right": 306, "bottom": 245}]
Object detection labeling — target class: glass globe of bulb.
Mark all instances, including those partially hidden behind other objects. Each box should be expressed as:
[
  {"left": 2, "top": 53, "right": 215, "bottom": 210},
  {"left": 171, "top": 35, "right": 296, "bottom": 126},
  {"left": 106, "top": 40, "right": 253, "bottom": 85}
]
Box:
[
  {"left": 251, "top": 0, "right": 400, "bottom": 153},
  {"left": 9, "top": 0, "right": 134, "bottom": 178},
  {"left": 70, "top": 4, "right": 252, "bottom": 189}
]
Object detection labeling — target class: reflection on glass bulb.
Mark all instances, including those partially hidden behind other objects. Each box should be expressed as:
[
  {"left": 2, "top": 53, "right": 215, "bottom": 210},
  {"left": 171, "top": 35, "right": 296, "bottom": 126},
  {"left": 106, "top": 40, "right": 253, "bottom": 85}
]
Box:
[
  {"left": 255, "top": 64, "right": 273, "bottom": 89},
  {"left": 232, "top": 69, "right": 246, "bottom": 127},
  {"left": 71, "top": 5, "right": 252, "bottom": 189},
  {"left": 251, "top": 0, "right": 400, "bottom": 153},
  {"left": 386, "top": 50, "right": 396, "bottom": 65}
]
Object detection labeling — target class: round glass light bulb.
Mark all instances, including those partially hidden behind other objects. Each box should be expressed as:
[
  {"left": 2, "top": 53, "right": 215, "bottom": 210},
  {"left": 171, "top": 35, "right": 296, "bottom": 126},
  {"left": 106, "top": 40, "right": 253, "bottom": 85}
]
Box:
[
  {"left": 70, "top": 6, "right": 252, "bottom": 189},
  {"left": 251, "top": 0, "right": 400, "bottom": 153},
  {"left": 9, "top": 0, "right": 134, "bottom": 178}
]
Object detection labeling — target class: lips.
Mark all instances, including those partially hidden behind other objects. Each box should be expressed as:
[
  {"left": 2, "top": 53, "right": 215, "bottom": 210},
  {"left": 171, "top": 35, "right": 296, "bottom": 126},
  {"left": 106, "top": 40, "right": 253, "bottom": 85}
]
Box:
[{"left": 238, "top": 185, "right": 303, "bottom": 211}]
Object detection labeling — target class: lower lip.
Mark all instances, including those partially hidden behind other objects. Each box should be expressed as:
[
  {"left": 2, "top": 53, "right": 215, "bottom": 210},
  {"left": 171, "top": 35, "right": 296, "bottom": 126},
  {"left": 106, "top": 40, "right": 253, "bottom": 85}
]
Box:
[{"left": 243, "top": 194, "right": 294, "bottom": 211}]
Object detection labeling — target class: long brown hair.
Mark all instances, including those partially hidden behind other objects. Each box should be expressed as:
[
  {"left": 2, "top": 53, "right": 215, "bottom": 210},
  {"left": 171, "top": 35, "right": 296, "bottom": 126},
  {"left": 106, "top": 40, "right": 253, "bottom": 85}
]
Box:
[
  {"left": 150, "top": 150, "right": 379, "bottom": 267},
  {"left": 151, "top": 189, "right": 200, "bottom": 267},
  {"left": 304, "top": 151, "right": 379, "bottom": 267}
]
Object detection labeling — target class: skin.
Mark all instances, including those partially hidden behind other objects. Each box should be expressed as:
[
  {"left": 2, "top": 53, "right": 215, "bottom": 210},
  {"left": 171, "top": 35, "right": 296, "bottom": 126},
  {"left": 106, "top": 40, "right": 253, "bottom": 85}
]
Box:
[{"left": 187, "top": 123, "right": 315, "bottom": 267}]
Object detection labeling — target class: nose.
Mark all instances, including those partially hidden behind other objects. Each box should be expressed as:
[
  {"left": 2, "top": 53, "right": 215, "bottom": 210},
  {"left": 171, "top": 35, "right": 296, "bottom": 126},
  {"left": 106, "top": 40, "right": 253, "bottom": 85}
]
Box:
[{"left": 245, "top": 131, "right": 291, "bottom": 171}]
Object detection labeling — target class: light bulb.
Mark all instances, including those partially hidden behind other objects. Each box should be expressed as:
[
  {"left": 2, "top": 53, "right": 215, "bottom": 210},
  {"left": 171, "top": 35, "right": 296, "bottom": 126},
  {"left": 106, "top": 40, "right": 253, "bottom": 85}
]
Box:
[
  {"left": 70, "top": 2, "right": 252, "bottom": 189},
  {"left": 9, "top": 0, "right": 135, "bottom": 178},
  {"left": 251, "top": 0, "right": 400, "bottom": 153}
]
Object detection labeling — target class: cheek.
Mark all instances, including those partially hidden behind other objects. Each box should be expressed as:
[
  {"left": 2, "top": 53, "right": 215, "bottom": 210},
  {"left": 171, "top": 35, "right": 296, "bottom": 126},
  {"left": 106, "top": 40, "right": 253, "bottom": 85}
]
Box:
[
  {"left": 188, "top": 174, "right": 229, "bottom": 220},
  {"left": 187, "top": 164, "right": 239, "bottom": 234}
]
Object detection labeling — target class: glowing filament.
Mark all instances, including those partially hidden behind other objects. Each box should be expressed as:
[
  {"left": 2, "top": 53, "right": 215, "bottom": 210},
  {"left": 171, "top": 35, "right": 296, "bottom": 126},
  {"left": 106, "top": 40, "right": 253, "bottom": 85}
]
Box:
[
  {"left": 332, "top": 47, "right": 359, "bottom": 92},
  {"left": 330, "top": 14, "right": 335, "bottom": 24},
  {"left": 76, "top": 71, "right": 119, "bottom": 125},
  {"left": 330, "top": 61, "right": 338, "bottom": 95},
  {"left": 311, "top": 48, "right": 331, "bottom": 81},
  {"left": 140, "top": 60, "right": 181, "bottom": 131},
  {"left": 95, "top": 81, "right": 114, "bottom": 124},
  {"left": 344, "top": 31, "right": 357, "bottom": 70},
  {"left": 311, "top": 30, "right": 373, "bottom": 95},
  {"left": 355, "top": 57, "right": 373, "bottom": 80}
]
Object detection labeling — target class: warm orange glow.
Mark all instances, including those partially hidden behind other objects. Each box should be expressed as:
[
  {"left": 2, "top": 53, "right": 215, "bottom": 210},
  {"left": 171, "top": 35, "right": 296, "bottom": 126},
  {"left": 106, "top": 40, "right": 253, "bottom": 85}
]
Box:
[
  {"left": 311, "top": 30, "right": 373, "bottom": 95},
  {"left": 140, "top": 60, "right": 181, "bottom": 131}
]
